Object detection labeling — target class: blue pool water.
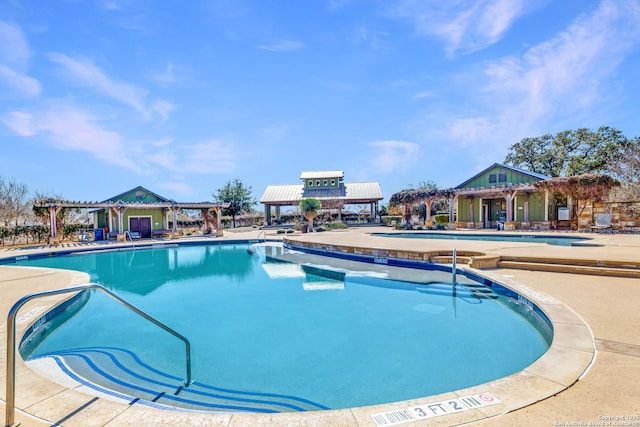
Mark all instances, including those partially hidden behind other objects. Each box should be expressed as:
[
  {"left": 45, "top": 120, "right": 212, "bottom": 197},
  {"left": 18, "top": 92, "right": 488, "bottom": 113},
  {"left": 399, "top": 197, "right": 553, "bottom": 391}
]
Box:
[
  {"left": 374, "top": 231, "right": 590, "bottom": 246},
  {"left": 15, "top": 243, "right": 551, "bottom": 412}
]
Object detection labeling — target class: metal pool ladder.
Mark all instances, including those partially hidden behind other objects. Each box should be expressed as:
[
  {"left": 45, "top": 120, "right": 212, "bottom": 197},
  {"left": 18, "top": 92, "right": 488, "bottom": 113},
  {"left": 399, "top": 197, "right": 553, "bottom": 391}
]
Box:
[{"left": 5, "top": 284, "right": 192, "bottom": 427}]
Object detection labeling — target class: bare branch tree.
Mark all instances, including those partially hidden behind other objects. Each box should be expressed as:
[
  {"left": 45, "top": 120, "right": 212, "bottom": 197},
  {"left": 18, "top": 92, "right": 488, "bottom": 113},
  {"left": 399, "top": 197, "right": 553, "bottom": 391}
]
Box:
[{"left": 0, "top": 177, "right": 30, "bottom": 227}]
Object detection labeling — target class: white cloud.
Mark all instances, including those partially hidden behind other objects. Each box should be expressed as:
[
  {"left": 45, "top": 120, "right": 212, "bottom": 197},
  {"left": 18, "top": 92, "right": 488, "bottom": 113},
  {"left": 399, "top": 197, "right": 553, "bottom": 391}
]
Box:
[
  {"left": 0, "top": 21, "right": 41, "bottom": 97},
  {"left": 388, "top": 0, "right": 534, "bottom": 55},
  {"left": 39, "top": 107, "right": 139, "bottom": 171},
  {"left": 152, "top": 99, "right": 176, "bottom": 121},
  {"left": 103, "top": 1, "right": 120, "bottom": 11},
  {"left": 366, "top": 140, "right": 420, "bottom": 173},
  {"left": 2, "top": 103, "right": 237, "bottom": 177},
  {"left": 157, "top": 180, "right": 195, "bottom": 197},
  {"left": 447, "top": 117, "right": 498, "bottom": 146},
  {"left": 0, "top": 20, "right": 31, "bottom": 66},
  {"left": 258, "top": 40, "right": 304, "bottom": 52},
  {"left": 48, "top": 53, "right": 150, "bottom": 116},
  {"left": 151, "top": 62, "right": 178, "bottom": 86},
  {"left": 2, "top": 106, "right": 139, "bottom": 171},
  {"left": 183, "top": 140, "right": 236, "bottom": 174},
  {"left": 0, "top": 65, "right": 41, "bottom": 97},
  {"left": 417, "top": 0, "right": 640, "bottom": 154},
  {"left": 413, "top": 90, "right": 436, "bottom": 99},
  {"left": 1, "top": 111, "right": 36, "bottom": 136}
]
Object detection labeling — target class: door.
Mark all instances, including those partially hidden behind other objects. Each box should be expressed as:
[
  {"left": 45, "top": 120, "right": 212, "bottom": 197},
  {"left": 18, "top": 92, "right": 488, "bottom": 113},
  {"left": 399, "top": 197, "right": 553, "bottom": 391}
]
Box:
[
  {"left": 129, "top": 217, "right": 152, "bottom": 238},
  {"left": 140, "top": 217, "right": 152, "bottom": 238},
  {"left": 130, "top": 217, "right": 140, "bottom": 234}
]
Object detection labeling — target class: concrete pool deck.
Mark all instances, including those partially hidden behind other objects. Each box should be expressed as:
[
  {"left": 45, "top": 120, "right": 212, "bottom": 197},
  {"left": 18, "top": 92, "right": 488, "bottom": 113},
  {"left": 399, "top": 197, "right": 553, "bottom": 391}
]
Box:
[{"left": 1, "top": 227, "right": 639, "bottom": 426}]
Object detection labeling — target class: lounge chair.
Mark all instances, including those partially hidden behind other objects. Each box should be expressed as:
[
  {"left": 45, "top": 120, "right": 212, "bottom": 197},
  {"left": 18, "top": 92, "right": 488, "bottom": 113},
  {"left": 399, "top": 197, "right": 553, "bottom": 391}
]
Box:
[{"left": 593, "top": 214, "right": 612, "bottom": 232}]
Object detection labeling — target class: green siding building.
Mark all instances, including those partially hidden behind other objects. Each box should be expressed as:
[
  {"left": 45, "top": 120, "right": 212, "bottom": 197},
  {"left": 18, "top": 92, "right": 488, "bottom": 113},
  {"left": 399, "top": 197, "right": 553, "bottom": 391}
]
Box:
[
  {"left": 453, "top": 163, "right": 553, "bottom": 230},
  {"left": 94, "top": 186, "right": 174, "bottom": 238},
  {"left": 37, "top": 186, "right": 228, "bottom": 241}
]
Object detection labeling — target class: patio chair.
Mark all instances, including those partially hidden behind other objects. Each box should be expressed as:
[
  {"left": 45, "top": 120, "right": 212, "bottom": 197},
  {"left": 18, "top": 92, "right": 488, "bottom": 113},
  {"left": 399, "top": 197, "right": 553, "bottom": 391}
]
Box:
[{"left": 593, "top": 214, "right": 612, "bottom": 232}]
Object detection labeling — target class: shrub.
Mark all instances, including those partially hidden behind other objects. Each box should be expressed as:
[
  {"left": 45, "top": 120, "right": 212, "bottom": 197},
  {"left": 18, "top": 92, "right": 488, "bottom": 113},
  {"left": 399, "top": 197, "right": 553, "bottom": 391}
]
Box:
[
  {"left": 316, "top": 225, "right": 328, "bottom": 232},
  {"left": 327, "top": 222, "right": 347, "bottom": 230},
  {"left": 381, "top": 215, "right": 402, "bottom": 226},
  {"left": 434, "top": 214, "right": 449, "bottom": 224},
  {"left": 276, "top": 229, "right": 286, "bottom": 234},
  {"left": 286, "top": 229, "right": 294, "bottom": 234}
]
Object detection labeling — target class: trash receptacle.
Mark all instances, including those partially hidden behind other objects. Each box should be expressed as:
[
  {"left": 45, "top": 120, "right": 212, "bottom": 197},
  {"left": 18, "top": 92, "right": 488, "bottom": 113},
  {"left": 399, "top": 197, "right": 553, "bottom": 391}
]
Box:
[
  {"left": 94, "top": 228, "right": 103, "bottom": 241},
  {"left": 301, "top": 224, "right": 308, "bottom": 233}
]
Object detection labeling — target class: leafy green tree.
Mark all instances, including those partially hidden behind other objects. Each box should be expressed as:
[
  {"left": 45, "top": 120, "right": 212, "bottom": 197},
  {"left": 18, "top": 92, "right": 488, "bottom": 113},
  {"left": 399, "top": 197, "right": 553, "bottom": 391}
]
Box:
[
  {"left": 505, "top": 126, "right": 631, "bottom": 177},
  {"left": 214, "top": 179, "right": 256, "bottom": 228},
  {"left": 299, "top": 198, "right": 322, "bottom": 232}
]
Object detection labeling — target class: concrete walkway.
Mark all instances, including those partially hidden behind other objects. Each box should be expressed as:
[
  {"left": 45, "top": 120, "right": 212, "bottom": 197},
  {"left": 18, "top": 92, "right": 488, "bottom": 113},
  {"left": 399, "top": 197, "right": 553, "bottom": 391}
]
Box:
[{"left": 1, "top": 227, "right": 638, "bottom": 426}]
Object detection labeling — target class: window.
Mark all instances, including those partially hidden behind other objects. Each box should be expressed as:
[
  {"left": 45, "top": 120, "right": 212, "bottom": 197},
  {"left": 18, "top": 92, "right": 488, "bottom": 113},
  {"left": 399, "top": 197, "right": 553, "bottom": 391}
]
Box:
[
  {"left": 331, "top": 180, "right": 335, "bottom": 185},
  {"left": 316, "top": 180, "right": 321, "bottom": 186},
  {"left": 308, "top": 180, "right": 313, "bottom": 187},
  {"left": 323, "top": 180, "right": 328, "bottom": 186},
  {"left": 498, "top": 174, "right": 507, "bottom": 182},
  {"left": 489, "top": 174, "right": 497, "bottom": 183}
]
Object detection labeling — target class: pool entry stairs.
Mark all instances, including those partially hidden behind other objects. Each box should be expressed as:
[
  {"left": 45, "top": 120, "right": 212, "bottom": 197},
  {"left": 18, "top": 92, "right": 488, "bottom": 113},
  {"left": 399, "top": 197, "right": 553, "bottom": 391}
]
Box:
[
  {"left": 416, "top": 282, "right": 498, "bottom": 302},
  {"left": 497, "top": 255, "right": 640, "bottom": 278},
  {"left": 31, "top": 347, "right": 329, "bottom": 413}
]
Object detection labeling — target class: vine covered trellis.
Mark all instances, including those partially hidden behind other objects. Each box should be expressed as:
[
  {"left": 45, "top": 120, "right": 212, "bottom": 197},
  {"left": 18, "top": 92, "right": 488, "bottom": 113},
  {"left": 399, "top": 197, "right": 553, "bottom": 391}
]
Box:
[
  {"left": 534, "top": 174, "right": 620, "bottom": 223},
  {"left": 389, "top": 188, "right": 456, "bottom": 225}
]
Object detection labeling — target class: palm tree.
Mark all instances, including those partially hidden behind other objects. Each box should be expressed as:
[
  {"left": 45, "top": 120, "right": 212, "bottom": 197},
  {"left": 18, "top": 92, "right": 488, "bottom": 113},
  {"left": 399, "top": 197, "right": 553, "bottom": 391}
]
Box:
[{"left": 299, "top": 198, "right": 322, "bottom": 232}]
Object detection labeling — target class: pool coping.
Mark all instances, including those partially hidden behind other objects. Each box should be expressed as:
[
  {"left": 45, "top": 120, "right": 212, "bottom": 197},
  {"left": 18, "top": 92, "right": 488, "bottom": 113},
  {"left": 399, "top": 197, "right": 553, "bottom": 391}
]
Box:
[{"left": 0, "top": 236, "right": 596, "bottom": 426}]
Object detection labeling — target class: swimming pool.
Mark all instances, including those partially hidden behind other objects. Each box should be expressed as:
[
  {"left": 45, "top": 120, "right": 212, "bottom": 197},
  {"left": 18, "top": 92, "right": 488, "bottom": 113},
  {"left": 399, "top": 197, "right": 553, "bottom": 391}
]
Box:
[
  {"left": 15, "top": 242, "right": 552, "bottom": 412},
  {"left": 373, "top": 231, "right": 590, "bottom": 246}
]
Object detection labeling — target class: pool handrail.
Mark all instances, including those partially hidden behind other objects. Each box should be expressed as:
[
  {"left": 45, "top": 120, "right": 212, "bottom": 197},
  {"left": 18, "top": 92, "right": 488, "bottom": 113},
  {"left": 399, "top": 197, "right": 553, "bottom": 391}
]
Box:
[{"left": 5, "top": 283, "right": 192, "bottom": 427}]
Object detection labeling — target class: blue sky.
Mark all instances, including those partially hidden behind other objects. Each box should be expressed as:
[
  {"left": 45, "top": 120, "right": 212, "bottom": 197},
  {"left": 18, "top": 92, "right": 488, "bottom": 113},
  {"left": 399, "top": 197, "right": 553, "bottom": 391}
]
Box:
[{"left": 1, "top": 0, "right": 640, "bottom": 205}]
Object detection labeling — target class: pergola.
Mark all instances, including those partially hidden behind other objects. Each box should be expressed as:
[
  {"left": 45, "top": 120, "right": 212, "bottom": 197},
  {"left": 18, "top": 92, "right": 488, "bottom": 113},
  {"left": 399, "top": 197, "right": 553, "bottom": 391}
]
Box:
[
  {"left": 389, "top": 183, "right": 548, "bottom": 228},
  {"left": 35, "top": 199, "right": 229, "bottom": 239}
]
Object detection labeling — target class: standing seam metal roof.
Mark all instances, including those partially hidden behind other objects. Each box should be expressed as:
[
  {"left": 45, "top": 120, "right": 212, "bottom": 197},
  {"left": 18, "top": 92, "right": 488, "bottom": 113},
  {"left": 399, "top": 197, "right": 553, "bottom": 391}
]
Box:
[
  {"left": 260, "top": 182, "right": 383, "bottom": 204},
  {"left": 299, "top": 170, "right": 345, "bottom": 180}
]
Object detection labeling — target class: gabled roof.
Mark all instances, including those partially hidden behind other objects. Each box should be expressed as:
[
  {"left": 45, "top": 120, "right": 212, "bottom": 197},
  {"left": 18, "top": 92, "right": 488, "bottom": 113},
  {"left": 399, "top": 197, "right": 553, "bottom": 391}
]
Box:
[
  {"left": 260, "top": 182, "right": 383, "bottom": 205},
  {"left": 102, "top": 186, "right": 173, "bottom": 203},
  {"left": 456, "top": 163, "right": 550, "bottom": 189}
]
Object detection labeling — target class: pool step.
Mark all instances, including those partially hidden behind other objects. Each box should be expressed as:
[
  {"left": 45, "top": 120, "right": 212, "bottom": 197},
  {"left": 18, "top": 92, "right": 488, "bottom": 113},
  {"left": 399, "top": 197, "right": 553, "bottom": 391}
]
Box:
[
  {"left": 416, "top": 283, "right": 498, "bottom": 300},
  {"left": 497, "top": 258, "right": 640, "bottom": 278},
  {"left": 32, "top": 346, "right": 329, "bottom": 413}
]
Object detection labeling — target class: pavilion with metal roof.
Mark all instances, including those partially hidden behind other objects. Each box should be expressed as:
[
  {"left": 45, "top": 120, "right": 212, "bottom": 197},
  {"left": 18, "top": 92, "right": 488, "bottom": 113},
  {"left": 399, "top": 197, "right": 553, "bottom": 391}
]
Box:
[{"left": 260, "top": 171, "right": 383, "bottom": 225}]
